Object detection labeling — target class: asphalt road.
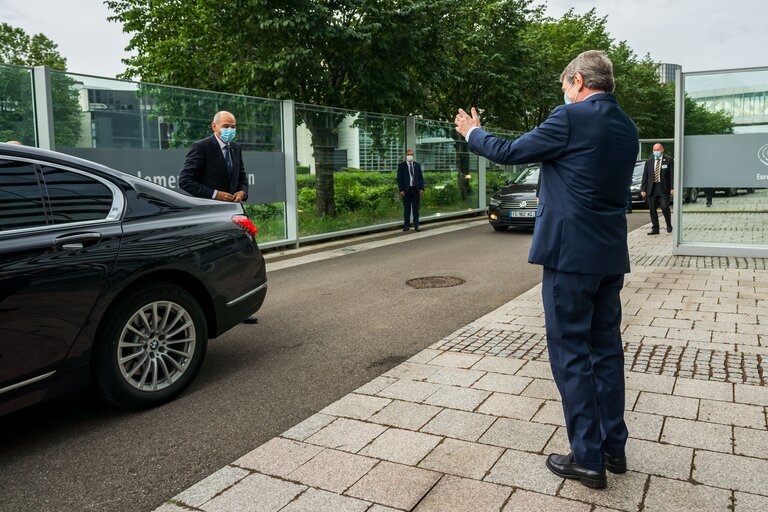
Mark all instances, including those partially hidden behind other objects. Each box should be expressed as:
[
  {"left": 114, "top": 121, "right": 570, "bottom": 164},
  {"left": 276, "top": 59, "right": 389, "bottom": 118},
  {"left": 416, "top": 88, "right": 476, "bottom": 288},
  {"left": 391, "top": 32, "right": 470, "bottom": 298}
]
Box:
[{"left": 0, "top": 215, "right": 649, "bottom": 512}]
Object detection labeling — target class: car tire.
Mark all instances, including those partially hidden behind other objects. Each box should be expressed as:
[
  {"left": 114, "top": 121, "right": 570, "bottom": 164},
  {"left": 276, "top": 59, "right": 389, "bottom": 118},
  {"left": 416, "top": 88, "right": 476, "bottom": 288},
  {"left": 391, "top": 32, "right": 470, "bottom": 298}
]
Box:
[
  {"left": 687, "top": 188, "right": 698, "bottom": 203},
  {"left": 747, "top": 188, "right": 755, "bottom": 193},
  {"left": 93, "top": 283, "right": 208, "bottom": 409},
  {"left": 491, "top": 224, "right": 508, "bottom": 232},
  {"left": 725, "top": 188, "right": 737, "bottom": 197}
]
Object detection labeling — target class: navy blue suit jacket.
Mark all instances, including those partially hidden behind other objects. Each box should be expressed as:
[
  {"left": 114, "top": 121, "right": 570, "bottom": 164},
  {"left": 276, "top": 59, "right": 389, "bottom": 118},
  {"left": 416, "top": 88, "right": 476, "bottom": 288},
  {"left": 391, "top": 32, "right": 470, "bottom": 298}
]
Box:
[
  {"left": 397, "top": 161, "right": 425, "bottom": 192},
  {"left": 179, "top": 134, "right": 248, "bottom": 200},
  {"left": 468, "top": 93, "right": 639, "bottom": 275}
]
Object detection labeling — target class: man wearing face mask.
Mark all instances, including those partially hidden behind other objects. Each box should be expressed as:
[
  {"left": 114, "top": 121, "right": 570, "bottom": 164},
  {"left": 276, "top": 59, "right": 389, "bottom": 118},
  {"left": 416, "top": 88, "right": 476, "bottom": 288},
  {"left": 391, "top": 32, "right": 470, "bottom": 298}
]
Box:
[
  {"left": 640, "top": 143, "right": 673, "bottom": 234},
  {"left": 179, "top": 110, "right": 248, "bottom": 202},
  {"left": 397, "top": 149, "right": 425, "bottom": 231},
  {"left": 455, "top": 51, "right": 638, "bottom": 489}
]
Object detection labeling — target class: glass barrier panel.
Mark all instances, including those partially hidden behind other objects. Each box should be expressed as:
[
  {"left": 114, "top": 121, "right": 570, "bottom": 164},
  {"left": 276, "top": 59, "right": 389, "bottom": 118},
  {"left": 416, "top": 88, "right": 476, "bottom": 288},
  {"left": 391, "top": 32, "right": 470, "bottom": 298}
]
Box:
[
  {"left": 295, "top": 103, "right": 406, "bottom": 236},
  {"left": 48, "top": 71, "right": 288, "bottom": 244},
  {"left": 0, "top": 64, "right": 36, "bottom": 146},
  {"left": 681, "top": 69, "right": 768, "bottom": 246}
]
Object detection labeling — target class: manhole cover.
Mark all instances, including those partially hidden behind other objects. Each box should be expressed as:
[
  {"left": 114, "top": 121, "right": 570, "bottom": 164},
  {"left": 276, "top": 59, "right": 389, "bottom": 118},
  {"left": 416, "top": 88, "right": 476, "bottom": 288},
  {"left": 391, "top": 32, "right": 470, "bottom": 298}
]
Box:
[{"left": 406, "top": 276, "right": 466, "bottom": 289}]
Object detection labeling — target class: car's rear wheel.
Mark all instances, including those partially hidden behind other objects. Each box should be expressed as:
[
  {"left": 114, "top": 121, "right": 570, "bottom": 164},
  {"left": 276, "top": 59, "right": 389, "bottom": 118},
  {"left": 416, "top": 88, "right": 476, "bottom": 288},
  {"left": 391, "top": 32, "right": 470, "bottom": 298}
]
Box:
[
  {"left": 725, "top": 188, "right": 737, "bottom": 197},
  {"left": 94, "top": 283, "right": 208, "bottom": 409}
]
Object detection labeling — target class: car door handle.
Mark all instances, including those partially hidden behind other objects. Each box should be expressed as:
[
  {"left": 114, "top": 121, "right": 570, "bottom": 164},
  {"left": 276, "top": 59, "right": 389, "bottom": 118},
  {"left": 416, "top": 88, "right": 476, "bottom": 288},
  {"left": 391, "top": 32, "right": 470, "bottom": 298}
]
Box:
[{"left": 53, "top": 232, "right": 102, "bottom": 250}]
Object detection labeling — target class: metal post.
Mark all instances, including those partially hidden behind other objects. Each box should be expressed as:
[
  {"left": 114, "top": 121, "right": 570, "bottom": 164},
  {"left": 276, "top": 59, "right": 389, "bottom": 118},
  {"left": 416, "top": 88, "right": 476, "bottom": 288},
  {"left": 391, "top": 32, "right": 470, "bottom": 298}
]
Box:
[
  {"left": 478, "top": 157, "right": 487, "bottom": 209},
  {"left": 32, "top": 66, "right": 55, "bottom": 150},
  {"left": 282, "top": 100, "right": 300, "bottom": 248},
  {"left": 406, "top": 115, "right": 416, "bottom": 152},
  {"left": 673, "top": 67, "right": 684, "bottom": 252}
]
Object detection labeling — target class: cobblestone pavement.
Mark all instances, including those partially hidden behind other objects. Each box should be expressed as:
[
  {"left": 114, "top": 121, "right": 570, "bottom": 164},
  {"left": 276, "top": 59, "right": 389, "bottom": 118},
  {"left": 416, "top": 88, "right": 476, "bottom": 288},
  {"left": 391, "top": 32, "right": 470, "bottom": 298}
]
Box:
[
  {"left": 154, "top": 224, "right": 768, "bottom": 512},
  {"left": 680, "top": 188, "right": 768, "bottom": 245}
]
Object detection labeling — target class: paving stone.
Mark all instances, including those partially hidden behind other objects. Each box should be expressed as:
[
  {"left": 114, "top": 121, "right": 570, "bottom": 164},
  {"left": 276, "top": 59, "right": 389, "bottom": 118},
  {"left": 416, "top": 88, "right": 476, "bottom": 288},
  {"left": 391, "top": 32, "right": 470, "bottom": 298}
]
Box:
[
  {"left": 428, "top": 352, "right": 484, "bottom": 368},
  {"left": 201, "top": 473, "right": 305, "bottom": 512},
  {"left": 472, "top": 373, "right": 533, "bottom": 395},
  {"left": 383, "top": 362, "right": 440, "bottom": 381},
  {"left": 734, "top": 491, "right": 768, "bottom": 512},
  {"left": 625, "top": 438, "right": 693, "bottom": 480},
  {"left": 558, "top": 471, "right": 647, "bottom": 512},
  {"left": 152, "top": 504, "right": 188, "bottom": 512},
  {"left": 377, "top": 379, "right": 442, "bottom": 402},
  {"left": 502, "top": 489, "right": 591, "bottom": 512},
  {"left": 660, "top": 417, "right": 732, "bottom": 452},
  {"left": 424, "top": 386, "right": 491, "bottom": 411},
  {"left": 471, "top": 355, "right": 526, "bottom": 375},
  {"left": 516, "top": 361, "right": 554, "bottom": 380},
  {"left": 699, "top": 399, "right": 766, "bottom": 428},
  {"left": 673, "top": 379, "right": 734, "bottom": 401},
  {"left": 479, "top": 418, "right": 556, "bottom": 453},
  {"left": 634, "top": 392, "right": 699, "bottom": 419},
  {"left": 344, "top": 461, "right": 441, "bottom": 511},
  {"left": 419, "top": 438, "right": 504, "bottom": 479},
  {"left": 420, "top": 408, "right": 496, "bottom": 442},
  {"left": 233, "top": 438, "right": 323, "bottom": 477},
  {"left": 485, "top": 449, "right": 562, "bottom": 495},
  {"left": 694, "top": 451, "right": 768, "bottom": 495},
  {"left": 172, "top": 465, "right": 249, "bottom": 507},
  {"left": 625, "top": 372, "right": 676, "bottom": 394},
  {"left": 355, "top": 377, "right": 398, "bottom": 396},
  {"left": 408, "top": 349, "right": 443, "bottom": 364},
  {"left": 280, "top": 488, "right": 370, "bottom": 512},
  {"left": 281, "top": 413, "right": 337, "bottom": 442},
  {"left": 622, "top": 411, "right": 663, "bottom": 442},
  {"left": 734, "top": 384, "right": 768, "bottom": 406},
  {"left": 426, "top": 367, "right": 485, "bottom": 387},
  {"left": 626, "top": 389, "right": 640, "bottom": 410},
  {"left": 359, "top": 428, "right": 442, "bottom": 465},
  {"left": 320, "top": 393, "right": 391, "bottom": 420},
  {"left": 522, "top": 378, "right": 560, "bottom": 400},
  {"left": 367, "top": 506, "right": 402, "bottom": 512},
  {"left": 368, "top": 400, "right": 442, "bottom": 430},
  {"left": 543, "top": 427, "right": 571, "bottom": 455},
  {"left": 477, "top": 392, "right": 544, "bottom": 421},
  {"left": 414, "top": 475, "right": 512, "bottom": 512},
  {"left": 531, "top": 400, "right": 565, "bottom": 427},
  {"left": 305, "top": 418, "right": 387, "bottom": 453},
  {"left": 734, "top": 426, "right": 768, "bottom": 458},
  {"left": 287, "top": 449, "right": 378, "bottom": 493},
  {"left": 643, "top": 476, "right": 731, "bottom": 512}
]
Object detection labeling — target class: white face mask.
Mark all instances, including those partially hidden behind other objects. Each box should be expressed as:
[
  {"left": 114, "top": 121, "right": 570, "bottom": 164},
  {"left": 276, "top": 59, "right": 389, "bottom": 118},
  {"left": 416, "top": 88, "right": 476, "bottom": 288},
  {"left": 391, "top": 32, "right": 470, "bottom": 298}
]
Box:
[{"left": 406, "top": 155, "right": 414, "bottom": 162}]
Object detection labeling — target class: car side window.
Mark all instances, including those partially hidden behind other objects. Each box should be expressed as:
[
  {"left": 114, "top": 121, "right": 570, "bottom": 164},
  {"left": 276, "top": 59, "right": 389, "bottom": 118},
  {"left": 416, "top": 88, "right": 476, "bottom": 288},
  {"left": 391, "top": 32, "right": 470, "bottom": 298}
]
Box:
[
  {"left": 40, "top": 166, "right": 114, "bottom": 224},
  {"left": 0, "top": 159, "right": 48, "bottom": 231}
]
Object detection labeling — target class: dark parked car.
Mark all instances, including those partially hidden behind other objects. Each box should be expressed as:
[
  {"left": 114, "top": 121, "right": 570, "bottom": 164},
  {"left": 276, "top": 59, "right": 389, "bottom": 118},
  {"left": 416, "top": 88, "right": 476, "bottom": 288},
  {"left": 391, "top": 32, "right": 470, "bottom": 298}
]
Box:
[
  {"left": 0, "top": 143, "right": 267, "bottom": 415},
  {"left": 488, "top": 165, "right": 539, "bottom": 231}
]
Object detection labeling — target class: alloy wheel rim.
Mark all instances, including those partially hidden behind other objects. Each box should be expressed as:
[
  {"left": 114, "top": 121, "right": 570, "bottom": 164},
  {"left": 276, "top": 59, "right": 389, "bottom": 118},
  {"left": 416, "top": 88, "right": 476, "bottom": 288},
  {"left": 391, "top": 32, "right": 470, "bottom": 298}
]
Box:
[{"left": 117, "top": 301, "right": 196, "bottom": 392}]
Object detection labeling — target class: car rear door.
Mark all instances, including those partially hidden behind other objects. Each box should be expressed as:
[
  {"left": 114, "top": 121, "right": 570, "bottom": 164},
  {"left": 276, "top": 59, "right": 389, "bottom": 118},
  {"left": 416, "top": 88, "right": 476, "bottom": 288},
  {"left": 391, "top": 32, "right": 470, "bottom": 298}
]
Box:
[{"left": 0, "top": 157, "right": 123, "bottom": 392}]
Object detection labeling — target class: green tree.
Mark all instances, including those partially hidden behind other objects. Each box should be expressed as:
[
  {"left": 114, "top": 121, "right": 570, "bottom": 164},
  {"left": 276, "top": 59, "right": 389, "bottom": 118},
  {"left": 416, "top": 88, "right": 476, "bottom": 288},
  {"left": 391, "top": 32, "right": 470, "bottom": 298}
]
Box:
[
  {"left": 107, "top": 0, "right": 441, "bottom": 216},
  {"left": 0, "top": 22, "right": 81, "bottom": 147}
]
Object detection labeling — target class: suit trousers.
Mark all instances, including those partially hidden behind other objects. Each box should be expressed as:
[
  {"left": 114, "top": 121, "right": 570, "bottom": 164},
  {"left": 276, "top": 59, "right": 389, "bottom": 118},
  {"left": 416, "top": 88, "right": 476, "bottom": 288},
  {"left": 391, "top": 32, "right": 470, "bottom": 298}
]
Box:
[
  {"left": 648, "top": 186, "right": 671, "bottom": 231},
  {"left": 402, "top": 186, "right": 420, "bottom": 228},
  {"left": 542, "top": 267, "right": 628, "bottom": 472}
]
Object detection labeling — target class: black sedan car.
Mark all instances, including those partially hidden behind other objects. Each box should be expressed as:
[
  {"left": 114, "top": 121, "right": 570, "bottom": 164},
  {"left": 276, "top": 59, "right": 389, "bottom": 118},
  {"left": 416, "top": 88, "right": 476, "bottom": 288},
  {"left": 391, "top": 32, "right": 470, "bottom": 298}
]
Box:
[
  {"left": 0, "top": 143, "right": 267, "bottom": 415},
  {"left": 488, "top": 165, "right": 539, "bottom": 231}
]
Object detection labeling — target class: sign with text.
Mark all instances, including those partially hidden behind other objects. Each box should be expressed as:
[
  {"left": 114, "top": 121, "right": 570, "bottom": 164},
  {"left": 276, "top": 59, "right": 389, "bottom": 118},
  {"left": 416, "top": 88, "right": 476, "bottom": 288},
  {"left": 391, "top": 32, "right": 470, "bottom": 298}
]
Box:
[{"left": 684, "top": 133, "right": 768, "bottom": 187}]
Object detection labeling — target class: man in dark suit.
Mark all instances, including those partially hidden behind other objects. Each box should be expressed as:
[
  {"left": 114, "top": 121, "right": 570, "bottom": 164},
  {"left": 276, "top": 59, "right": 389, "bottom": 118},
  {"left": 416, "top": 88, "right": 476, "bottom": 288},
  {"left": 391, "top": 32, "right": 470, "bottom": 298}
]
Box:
[
  {"left": 640, "top": 143, "right": 673, "bottom": 234},
  {"left": 397, "top": 149, "right": 425, "bottom": 231},
  {"left": 179, "top": 111, "right": 248, "bottom": 202},
  {"left": 455, "top": 50, "right": 638, "bottom": 489}
]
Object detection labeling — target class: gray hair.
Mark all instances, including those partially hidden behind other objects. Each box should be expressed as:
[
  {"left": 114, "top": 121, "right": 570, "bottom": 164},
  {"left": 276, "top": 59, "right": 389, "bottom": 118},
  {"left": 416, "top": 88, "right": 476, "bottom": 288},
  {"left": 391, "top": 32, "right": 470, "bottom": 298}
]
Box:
[
  {"left": 212, "top": 111, "right": 235, "bottom": 125},
  {"left": 560, "top": 50, "right": 615, "bottom": 93}
]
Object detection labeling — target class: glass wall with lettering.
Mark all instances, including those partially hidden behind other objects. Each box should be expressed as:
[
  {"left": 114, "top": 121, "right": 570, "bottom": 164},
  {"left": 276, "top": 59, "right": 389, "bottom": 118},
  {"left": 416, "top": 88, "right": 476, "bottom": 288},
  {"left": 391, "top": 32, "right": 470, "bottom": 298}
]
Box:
[
  {"left": 680, "top": 68, "right": 768, "bottom": 248},
  {"left": 47, "top": 71, "right": 287, "bottom": 243}
]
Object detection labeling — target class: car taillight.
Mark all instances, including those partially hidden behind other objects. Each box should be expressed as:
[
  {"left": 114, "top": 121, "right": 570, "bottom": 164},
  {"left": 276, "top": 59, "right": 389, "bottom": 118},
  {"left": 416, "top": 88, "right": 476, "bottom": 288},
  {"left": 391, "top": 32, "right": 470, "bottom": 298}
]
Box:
[{"left": 232, "top": 215, "right": 258, "bottom": 237}]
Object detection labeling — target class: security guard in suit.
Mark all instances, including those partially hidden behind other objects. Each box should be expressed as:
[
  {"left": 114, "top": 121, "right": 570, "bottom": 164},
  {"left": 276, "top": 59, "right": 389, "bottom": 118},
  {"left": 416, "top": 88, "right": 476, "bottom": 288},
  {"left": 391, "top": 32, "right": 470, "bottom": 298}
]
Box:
[
  {"left": 455, "top": 50, "right": 638, "bottom": 489},
  {"left": 640, "top": 143, "right": 674, "bottom": 234}
]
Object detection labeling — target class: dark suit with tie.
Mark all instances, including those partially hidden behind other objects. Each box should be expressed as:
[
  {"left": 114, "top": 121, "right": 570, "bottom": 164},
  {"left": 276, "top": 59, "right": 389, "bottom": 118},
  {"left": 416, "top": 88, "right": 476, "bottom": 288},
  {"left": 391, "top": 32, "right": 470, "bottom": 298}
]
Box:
[
  {"left": 179, "top": 134, "right": 248, "bottom": 200},
  {"left": 641, "top": 155, "right": 673, "bottom": 232},
  {"left": 397, "top": 159, "right": 425, "bottom": 229},
  {"left": 467, "top": 93, "right": 639, "bottom": 472}
]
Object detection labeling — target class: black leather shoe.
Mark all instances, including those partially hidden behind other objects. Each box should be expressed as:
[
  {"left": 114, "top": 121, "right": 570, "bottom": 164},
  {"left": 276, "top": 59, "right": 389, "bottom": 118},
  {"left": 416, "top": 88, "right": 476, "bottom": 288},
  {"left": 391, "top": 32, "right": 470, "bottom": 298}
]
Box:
[
  {"left": 414, "top": 227, "right": 420, "bottom": 232},
  {"left": 647, "top": 230, "right": 659, "bottom": 235},
  {"left": 666, "top": 225, "right": 673, "bottom": 233},
  {"left": 402, "top": 227, "right": 410, "bottom": 231},
  {"left": 546, "top": 453, "right": 607, "bottom": 489},
  {"left": 605, "top": 453, "right": 627, "bottom": 474}
]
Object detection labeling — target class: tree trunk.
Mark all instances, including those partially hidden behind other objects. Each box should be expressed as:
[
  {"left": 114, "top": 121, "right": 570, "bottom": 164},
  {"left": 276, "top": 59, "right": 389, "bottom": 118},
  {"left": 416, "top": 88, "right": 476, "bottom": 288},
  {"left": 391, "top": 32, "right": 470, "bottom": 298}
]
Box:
[
  {"left": 304, "top": 117, "right": 338, "bottom": 217},
  {"left": 451, "top": 132, "right": 472, "bottom": 200}
]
